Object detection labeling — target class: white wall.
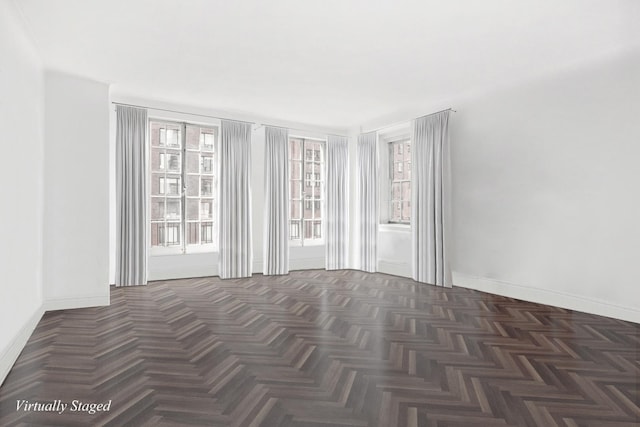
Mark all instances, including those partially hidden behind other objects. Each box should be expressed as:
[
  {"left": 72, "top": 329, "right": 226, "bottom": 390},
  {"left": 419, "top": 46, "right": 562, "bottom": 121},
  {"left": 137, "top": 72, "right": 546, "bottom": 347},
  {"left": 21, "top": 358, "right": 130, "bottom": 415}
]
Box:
[
  {"left": 450, "top": 48, "right": 640, "bottom": 322},
  {"left": 0, "top": 0, "right": 45, "bottom": 384},
  {"left": 43, "top": 70, "right": 110, "bottom": 309},
  {"left": 353, "top": 48, "right": 640, "bottom": 323},
  {"left": 109, "top": 95, "right": 347, "bottom": 281}
]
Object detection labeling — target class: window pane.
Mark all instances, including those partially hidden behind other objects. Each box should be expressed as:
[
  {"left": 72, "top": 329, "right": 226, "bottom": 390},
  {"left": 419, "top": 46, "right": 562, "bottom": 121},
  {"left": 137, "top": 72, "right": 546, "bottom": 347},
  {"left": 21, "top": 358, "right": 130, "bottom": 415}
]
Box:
[
  {"left": 164, "top": 223, "right": 181, "bottom": 245},
  {"left": 151, "top": 173, "right": 163, "bottom": 195},
  {"left": 200, "top": 199, "right": 214, "bottom": 219},
  {"left": 314, "top": 221, "right": 322, "bottom": 239},
  {"left": 290, "top": 201, "right": 300, "bottom": 219},
  {"left": 186, "top": 151, "right": 199, "bottom": 174},
  {"left": 394, "top": 162, "right": 403, "bottom": 180},
  {"left": 391, "top": 201, "right": 401, "bottom": 222},
  {"left": 391, "top": 183, "right": 400, "bottom": 201},
  {"left": 203, "top": 133, "right": 215, "bottom": 151},
  {"left": 187, "top": 199, "right": 199, "bottom": 220},
  {"left": 187, "top": 222, "right": 199, "bottom": 244},
  {"left": 201, "top": 156, "right": 214, "bottom": 174},
  {"left": 290, "top": 220, "right": 301, "bottom": 239},
  {"left": 402, "top": 201, "right": 411, "bottom": 220},
  {"left": 166, "top": 152, "right": 181, "bottom": 172},
  {"left": 290, "top": 161, "right": 301, "bottom": 181},
  {"left": 166, "top": 199, "right": 181, "bottom": 220},
  {"left": 401, "top": 182, "right": 411, "bottom": 201},
  {"left": 305, "top": 160, "right": 315, "bottom": 174},
  {"left": 155, "top": 222, "right": 181, "bottom": 246},
  {"left": 165, "top": 176, "right": 181, "bottom": 196},
  {"left": 290, "top": 139, "right": 302, "bottom": 160},
  {"left": 304, "top": 198, "right": 313, "bottom": 219},
  {"left": 151, "top": 198, "right": 165, "bottom": 220},
  {"left": 201, "top": 222, "right": 214, "bottom": 243},
  {"left": 151, "top": 222, "right": 161, "bottom": 245},
  {"left": 166, "top": 129, "right": 180, "bottom": 147},
  {"left": 186, "top": 125, "right": 200, "bottom": 150},
  {"left": 201, "top": 177, "right": 213, "bottom": 196},
  {"left": 151, "top": 150, "right": 162, "bottom": 171},
  {"left": 304, "top": 221, "right": 313, "bottom": 239},
  {"left": 314, "top": 202, "right": 322, "bottom": 219},
  {"left": 186, "top": 175, "right": 199, "bottom": 197},
  {"left": 290, "top": 180, "right": 301, "bottom": 199}
]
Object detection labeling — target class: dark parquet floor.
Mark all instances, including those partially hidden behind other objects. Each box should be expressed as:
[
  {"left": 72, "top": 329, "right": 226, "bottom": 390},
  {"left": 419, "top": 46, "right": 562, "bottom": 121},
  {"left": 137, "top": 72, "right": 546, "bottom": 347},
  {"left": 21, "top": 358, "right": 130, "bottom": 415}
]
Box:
[{"left": 0, "top": 270, "right": 638, "bottom": 426}]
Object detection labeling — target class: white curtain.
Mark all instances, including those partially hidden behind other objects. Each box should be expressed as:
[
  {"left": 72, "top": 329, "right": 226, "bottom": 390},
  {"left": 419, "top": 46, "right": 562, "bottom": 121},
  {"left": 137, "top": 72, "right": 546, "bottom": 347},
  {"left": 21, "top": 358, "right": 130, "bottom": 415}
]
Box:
[
  {"left": 263, "top": 126, "right": 289, "bottom": 275},
  {"left": 115, "top": 105, "right": 148, "bottom": 286},
  {"left": 218, "top": 120, "right": 253, "bottom": 279},
  {"left": 325, "top": 135, "right": 349, "bottom": 270},
  {"left": 357, "top": 132, "right": 378, "bottom": 272},
  {"left": 411, "top": 110, "right": 452, "bottom": 287}
]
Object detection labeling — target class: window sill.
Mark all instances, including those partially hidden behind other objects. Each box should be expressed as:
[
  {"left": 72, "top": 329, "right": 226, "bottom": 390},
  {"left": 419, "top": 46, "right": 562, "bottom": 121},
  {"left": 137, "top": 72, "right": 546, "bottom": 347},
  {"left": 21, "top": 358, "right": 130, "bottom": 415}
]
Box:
[
  {"left": 150, "top": 250, "right": 218, "bottom": 257},
  {"left": 379, "top": 223, "right": 411, "bottom": 232},
  {"left": 289, "top": 241, "right": 326, "bottom": 248}
]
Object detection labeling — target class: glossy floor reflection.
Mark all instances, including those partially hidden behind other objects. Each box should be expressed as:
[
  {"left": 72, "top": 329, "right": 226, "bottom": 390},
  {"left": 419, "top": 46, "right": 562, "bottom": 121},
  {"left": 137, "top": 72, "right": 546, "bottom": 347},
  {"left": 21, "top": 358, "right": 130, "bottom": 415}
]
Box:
[{"left": 1, "top": 270, "right": 638, "bottom": 426}]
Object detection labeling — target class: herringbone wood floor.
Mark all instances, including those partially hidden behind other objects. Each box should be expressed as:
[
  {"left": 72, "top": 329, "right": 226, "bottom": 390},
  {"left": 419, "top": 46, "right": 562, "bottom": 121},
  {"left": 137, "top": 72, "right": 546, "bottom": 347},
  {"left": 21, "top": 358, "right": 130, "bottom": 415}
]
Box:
[{"left": 0, "top": 270, "right": 638, "bottom": 426}]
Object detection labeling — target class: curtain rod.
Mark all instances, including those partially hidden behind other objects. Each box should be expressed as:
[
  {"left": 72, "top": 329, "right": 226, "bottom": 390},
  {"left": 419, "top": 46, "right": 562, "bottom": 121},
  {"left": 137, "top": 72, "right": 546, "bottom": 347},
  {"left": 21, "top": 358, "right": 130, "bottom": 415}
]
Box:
[
  {"left": 362, "top": 108, "right": 457, "bottom": 135},
  {"left": 253, "top": 123, "right": 348, "bottom": 139},
  {"left": 112, "top": 102, "right": 256, "bottom": 125},
  {"left": 112, "top": 101, "right": 349, "bottom": 138}
]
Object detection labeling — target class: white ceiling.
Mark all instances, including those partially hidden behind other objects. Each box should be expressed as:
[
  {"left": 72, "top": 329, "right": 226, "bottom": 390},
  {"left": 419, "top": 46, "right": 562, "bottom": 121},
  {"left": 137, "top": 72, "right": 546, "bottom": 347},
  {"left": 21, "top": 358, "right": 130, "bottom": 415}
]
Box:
[{"left": 13, "top": 0, "right": 640, "bottom": 129}]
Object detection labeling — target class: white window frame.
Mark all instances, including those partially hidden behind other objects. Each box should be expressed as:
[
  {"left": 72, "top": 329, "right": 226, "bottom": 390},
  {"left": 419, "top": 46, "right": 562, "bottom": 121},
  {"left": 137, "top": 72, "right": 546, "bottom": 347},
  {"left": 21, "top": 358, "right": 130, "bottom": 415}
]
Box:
[
  {"left": 289, "top": 136, "right": 326, "bottom": 247},
  {"left": 150, "top": 119, "right": 219, "bottom": 256},
  {"left": 377, "top": 124, "right": 411, "bottom": 227},
  {"left": 388, "top": 138, "right": 411, "bottom": 224}
]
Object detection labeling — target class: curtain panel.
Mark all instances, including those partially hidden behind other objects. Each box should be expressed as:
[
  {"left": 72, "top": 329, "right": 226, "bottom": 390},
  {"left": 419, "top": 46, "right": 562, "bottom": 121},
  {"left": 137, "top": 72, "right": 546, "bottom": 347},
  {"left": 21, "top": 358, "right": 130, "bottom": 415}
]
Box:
[
  {"left": 411, "top": 110, "right": 452, "bottom": 287},
  {"left": 115, "top": 105, "right": 148, "bottom": 286},
  {"left": 357, "top": 131, "right": 378, "bottom": 272},
  {"left": 325, "top": 135, "right": 349, "bottom": 270},
  {"left": 218, "top": 120, "right": 253, "bottom": 279},
  {"left": 263, "top": 126, "right": 290, "bottom": 275}
]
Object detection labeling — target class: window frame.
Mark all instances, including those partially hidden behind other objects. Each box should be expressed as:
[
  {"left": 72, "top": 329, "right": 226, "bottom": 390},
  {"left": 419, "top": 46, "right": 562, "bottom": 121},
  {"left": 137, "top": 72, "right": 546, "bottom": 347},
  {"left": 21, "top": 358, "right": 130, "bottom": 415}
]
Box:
[
  {"left": 388, "top": 138, "right": 412, "bottom": 225},
  {"left": 149, "top": 118, "right": 219, "bottom": 256},
  {"left": 288, "top": 136, "right": 326, "bottom": 247}
]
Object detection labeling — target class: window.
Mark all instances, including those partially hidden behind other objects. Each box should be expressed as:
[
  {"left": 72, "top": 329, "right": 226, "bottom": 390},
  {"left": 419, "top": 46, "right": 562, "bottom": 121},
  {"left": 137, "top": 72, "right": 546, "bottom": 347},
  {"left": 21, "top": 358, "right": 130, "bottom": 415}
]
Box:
[
  {"left": 389, "top": 139, "right": 411, "bottom": 223},
  {"left": 150, "top": 120, "right": 219, "bottom": 253},
  {"left": 289, "top": 137, "right": 325, "bottom": 245}
]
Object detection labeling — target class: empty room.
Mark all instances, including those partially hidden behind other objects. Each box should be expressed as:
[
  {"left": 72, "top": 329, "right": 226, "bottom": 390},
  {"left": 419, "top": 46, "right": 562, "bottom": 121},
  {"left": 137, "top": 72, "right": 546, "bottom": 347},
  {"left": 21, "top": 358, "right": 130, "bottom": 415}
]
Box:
[{"left": 1, "top": 0, "right": 639, "bottom": 425}]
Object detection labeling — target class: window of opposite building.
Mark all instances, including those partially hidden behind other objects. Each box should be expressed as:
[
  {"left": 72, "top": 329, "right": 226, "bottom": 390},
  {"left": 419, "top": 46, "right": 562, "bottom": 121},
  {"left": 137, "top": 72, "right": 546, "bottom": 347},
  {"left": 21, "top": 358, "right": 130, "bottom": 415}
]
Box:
[
  {"left": 150, "top": 120, "right": 218, "bottom": 254},
  {"left": 289, "top": 137, "right": 325, "bottom": 246},
  {"left": 389, "top": 139, "right": 411, "bottom": 223}
]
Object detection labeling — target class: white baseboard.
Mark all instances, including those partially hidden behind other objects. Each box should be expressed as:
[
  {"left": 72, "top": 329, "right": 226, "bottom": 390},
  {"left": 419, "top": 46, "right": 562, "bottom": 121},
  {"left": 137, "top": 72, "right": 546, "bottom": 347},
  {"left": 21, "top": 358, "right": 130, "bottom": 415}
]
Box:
[
  {"left": 453, "top": 272, "right": 640, "bottom": 324},
  {"left": 43, "top": 294, "right": 110, "bottom": 312},
  {"left": 378, "top": 260, "right": 412, "bottom": 278},
  {"left": 0, "top": 305, "right": 44, "bottom": 386}
]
